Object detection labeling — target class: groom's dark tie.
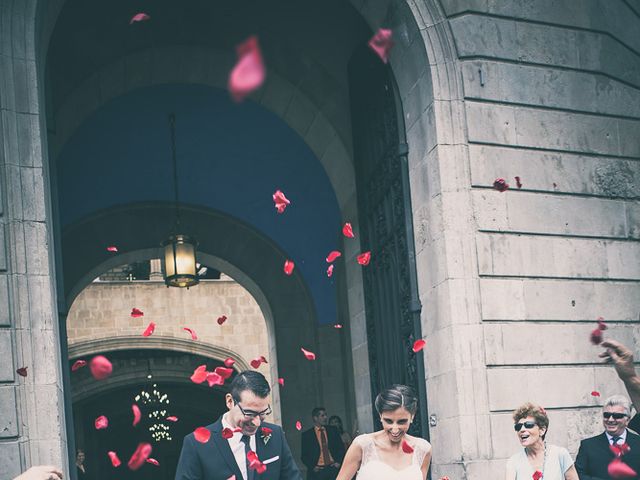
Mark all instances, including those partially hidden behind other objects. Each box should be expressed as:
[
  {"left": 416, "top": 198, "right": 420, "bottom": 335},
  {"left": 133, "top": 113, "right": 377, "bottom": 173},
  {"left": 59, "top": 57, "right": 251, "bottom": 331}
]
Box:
[{"left": 241, "top": 435, "right": 255, "bottom": 480}]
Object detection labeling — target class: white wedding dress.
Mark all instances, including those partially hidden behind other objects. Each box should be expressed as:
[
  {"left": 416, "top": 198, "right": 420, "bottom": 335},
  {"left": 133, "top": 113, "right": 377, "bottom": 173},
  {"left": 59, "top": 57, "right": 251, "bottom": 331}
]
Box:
[{"left": 354, "top": 434, "right": 429, "bottom": 480}]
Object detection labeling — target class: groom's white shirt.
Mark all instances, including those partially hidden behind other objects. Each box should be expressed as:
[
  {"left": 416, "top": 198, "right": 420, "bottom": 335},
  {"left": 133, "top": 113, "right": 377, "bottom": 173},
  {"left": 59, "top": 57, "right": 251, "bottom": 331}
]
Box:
[{"left": 222, "top": 412, "right": 256, "bottom": 480}]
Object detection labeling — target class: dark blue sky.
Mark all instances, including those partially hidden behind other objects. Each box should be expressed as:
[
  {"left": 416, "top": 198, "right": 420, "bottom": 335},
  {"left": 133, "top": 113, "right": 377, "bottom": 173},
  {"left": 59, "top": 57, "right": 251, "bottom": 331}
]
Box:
[{"left": 57, "top": 84, "right": 341, "bottom": 324}]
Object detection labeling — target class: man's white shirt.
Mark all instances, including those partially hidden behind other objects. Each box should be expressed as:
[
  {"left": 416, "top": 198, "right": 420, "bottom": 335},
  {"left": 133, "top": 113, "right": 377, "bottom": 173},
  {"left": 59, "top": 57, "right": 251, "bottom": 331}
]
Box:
[
  {"left": 606, "top": 429, "right": 628, "bottom": 445},
  {"left": 222, "top": 413, "right": 257, "bottom": 480}
]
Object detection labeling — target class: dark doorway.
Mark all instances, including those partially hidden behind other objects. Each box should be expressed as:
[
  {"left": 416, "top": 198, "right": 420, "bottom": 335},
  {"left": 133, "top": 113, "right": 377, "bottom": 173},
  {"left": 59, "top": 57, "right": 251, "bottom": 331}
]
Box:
[
  {"left": 71, "top": 349, "right": 228, "bottom": 479},
  {"left": 348, "top": 45, "right": 429, "bottom": 439}
]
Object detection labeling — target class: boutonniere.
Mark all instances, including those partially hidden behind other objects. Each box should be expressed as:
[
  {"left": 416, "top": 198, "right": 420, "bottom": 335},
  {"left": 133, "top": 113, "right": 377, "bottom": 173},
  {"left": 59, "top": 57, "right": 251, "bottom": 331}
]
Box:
[{"left": 261, "top": 427, "right": 273, "bottom": 445}]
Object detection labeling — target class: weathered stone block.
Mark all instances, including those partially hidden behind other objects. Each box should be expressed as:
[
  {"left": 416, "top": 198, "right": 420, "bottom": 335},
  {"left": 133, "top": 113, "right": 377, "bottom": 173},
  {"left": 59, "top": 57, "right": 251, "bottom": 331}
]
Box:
[
  {"left": 0, "top": 223, "right": 6, "bottom": 271},
  {"left": 0, "top": 441, "right": 21, "bottom": 479},
  {"left": 0, "top": 386, "right": 18, "bottom": 437},
  {"left": 0, "top": 329, "right": 14, "bottom": 381},
  {"left": 0, "top": 274, "right": 9, "bottom": 325}
]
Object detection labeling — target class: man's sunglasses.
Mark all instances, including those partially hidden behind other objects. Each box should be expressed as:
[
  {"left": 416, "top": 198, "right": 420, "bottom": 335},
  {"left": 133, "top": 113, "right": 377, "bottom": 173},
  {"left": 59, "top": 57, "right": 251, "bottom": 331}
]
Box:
[
  {"left": 603, "top": 412, "right": 628, "bottom": 420},
  {"left": 514, "top": 421, "right": 537, "bottom": 431},
  {"left": 234, "top": 400, "right": 272, "bottom": 420}
]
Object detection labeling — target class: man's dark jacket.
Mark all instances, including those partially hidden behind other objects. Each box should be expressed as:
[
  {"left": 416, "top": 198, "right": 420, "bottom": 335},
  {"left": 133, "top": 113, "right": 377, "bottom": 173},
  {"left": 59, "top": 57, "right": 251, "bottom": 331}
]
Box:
[
  {"left": 300, "top": 426, "right": 346, "bottom": 473},
  {"left": 575, "top": 428, "right": 640, "bottom": 480},
  {"left": 175, "top": 418, "right": 302, "bottom": 480}
]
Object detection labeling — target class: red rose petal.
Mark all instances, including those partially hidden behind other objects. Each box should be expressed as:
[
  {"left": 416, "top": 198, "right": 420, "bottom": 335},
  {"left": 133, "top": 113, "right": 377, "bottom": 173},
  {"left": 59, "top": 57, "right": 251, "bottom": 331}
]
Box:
[
  {"left": 190, "top": 365, "right": 208, "bottom": 384},
  {"left": 71, "top": 359, "right": 87, "bottom": 372},
  {"left": 260, "top": 355, "right": 268, "bottom": 364},
  {"left": 129, "top": 13, "right": 150, "bottom": 25},
  {"left": 166, "top": 416, "right": 179, "bottom": 422},
  {"left": 183, "top": 327, "right": 198, "bottom": 340},
  {"left": 146, "top": 458, "right": 159, "bottom": 466},
  {"left": 108, "top": 451, "right": 121, "bottom": 468},
  {"left": 342, "top": 223, "right": 355, "bottom": 238},
  {"left": 326, "top": 251, "right": 342, "bottom": 263},
  {"left": 368, "top": 28, "right": 394, "bottom": 64},
  {"left": 590, "top": 328, "right": 603, "bottom": 345},
  {"left": 610, "top": 443, "right": 631, "bottom": 457},
  {"left": 250, "top": 358, "right": 262, "bottom": 369},
  {"left": 334, "top": 324, "right": 343, "bottom": 329},
  {"left": 295, "top": 421, "right": 302, "bottom": 431},
  {"left": 222, "top": 427, "right": 235, "bottom": 439},
  {"left": 132, "top": 404, "right": 141, "bottom": 426},
  {"left": 597, "top": 317, "right": 607, "bottom": 331},
  {"left": 261, "top": 427, "right": 273, "bottom": 436},
  {"left": 284, "top": 260, "right": 295, "bottom": 275},
  {"left": 194, "top": 427, "right": 211, "bottom": 443},
  {"left": 142, "top": 322, "right": 155, "bottom": 337},
  {"left": 608, "top": 459, "right": 637, "bottom": 478},
  {"left": 131, "top": 308, "right": 144, "bottom": 318},
  {"left": 493, "top": 178, "right": 509, "bottom": 192},
  {"left": 278, "top": 377, "right": 284, "bottom": 386},
  {"left": 273, "top": 190, "right": 291, "bottom": 214},
  {"left": 591, "top": 390, "right": 601, "bottom": 397},
  {"left": 90, "top": 355, "right": 113, "bottom": 380},
  {"left": 515, "top": 176, "right": 523, "bottom": 189},
  {"left": 228, "top": 36, "right": 266, "bottom": 102},
  {"left": 327, "top": 264, "right": 334, "bottom": 277},
  {"left": 206, "top": 371, "right": 224, "bottom": 387},
  {"left": 357, "top": 251, "right": 371, "bottom": 266},
  {"left": 95, "top": 415, "right": 109, "bottom": 430},
  {"left": 214, "top": 366, "right": 234, "bottom": 380},
  {"left": 533, "top": 471, "right": 543, "bottom": 480},
  {"left": 401, "top": 440, "right": 414, "bottom": 454},
  {"left": 106, "top": 245, "right": 118, "bottom": 252},
  {"left": 217, "top": 315, "right": 228, "bottom": 325},
  {"left": 412, "top": 339, "right": 426, "bottom": 353},
  {"left": 16, "top": 367, "right": 28, "bottom": 377},
  {"left": 127, "top": 442, "right": 152, "bottom": 471},
  {"left": 224, "top": 357, "right": 236, "bottom": 368},
  {"left": 301, "top": 347, "right": 316, "bottom": 361}
]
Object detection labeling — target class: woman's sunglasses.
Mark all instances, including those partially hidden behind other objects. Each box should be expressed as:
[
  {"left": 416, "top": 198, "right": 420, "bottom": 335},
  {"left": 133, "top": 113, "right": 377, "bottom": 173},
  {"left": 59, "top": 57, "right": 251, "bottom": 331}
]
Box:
[
  {"left": 514, "top": 421, "right": 537, "bottom": 431},
  {"left": 603, "top": 412, "right": 628, "bottom": 420}
]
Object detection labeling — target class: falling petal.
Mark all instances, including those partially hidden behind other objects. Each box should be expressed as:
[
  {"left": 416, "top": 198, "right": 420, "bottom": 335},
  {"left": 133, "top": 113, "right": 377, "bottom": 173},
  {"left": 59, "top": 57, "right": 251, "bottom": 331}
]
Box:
[
  {"left": 610, "top": 443, "right": 631, "bottom": 458},
  {"left": 327, "top": 264, "right": 334, "bottom": 277},
  {"left": 273, "top": 190, "right": 291, "bottom": 214},
  {"left": 278, "top": 377, "right": 284, "bottom": 387},
  {"left": 590, "top": 328, "right": 603, "bottom": 345},
  {"left": 260, "top": 355, "right": 268, "bottom": 363},
  {"left": 190, "top": 365, "right": 208, "bottom": 384},
  {"left": 108, "top": 451, "right": 121, "bottom": 468},
  {"left": 342, "top": 223, "right": 355, "bottom": 238},
  {"left": 194, "top": 427, "right": 211, "bottom": 443},
  {"left": 183, "top": 327, "right": 198, "bottom": 340},
  {"left": 214, "top": 366, "right": 234, "bottom": 380},
  {"left": 532, "top": 471, "right": 543, "bottom": 480},
  {"left": 132, "top": 404, "right": 141, "bottom": 426},
  {"left": 401, "top": 440, "right": 414, "bottom": 454},
  {"left": 515, "top": 176, "right": 523, "bottom": 189},
  {"left": 131, "top": 308, "right": 144, "bottom": 318},
  {"left": 71, "top": 360, "right": 87, "bottom": 372},
  {"left": 217, "top": 315, "right": 228, "bottom": 325},
  {"left": 412, "top": 339, "right": 426, "bottom": 353},
  {"left": 334, "top": 324, "right": 343, "bottom": 329},
  {"left": 206, "top": 371, "right": 224, "bottom": 387},
  {"left": 326, "top": 251, "right": 342, "bottom": 263},
  {"left": 95, "top": 415, "right": 109, "bottom": 430},
  {"left": 90, "top": 355, "right": 113, "bottom": 380},
  {"left": 142, "top": 322, "right": 156, "bottom": 337},
  {"left": 127, "top": 442, "right": 152, "bottom": 471},
  {"left": 129, "top": 13, "right": 150, "bottom": 25},
  {"left": 368, "top": 28, "right": 394, "bottom": 63},
  {"left": 250, "top": 357, "right": 263, "bottom": 369},
  {"left": 166, "top": 416, "right": 179, "bottom": 422},
  {"left": 357, "top": 252, "right": 371, "bottom": 266},
  {"left": 295, "top": 421, "right": 302, "bottom": 431},
  {"left": 301, "top": 347, "right": 316, "bottom": 360},
  {"left": 284, "top": 260, "right": 295, "bottom": 275},
  {"left": 16, "top": 367, "right": 28, "bottom": 377},
  {"left": 608, "top": 459, "right": 637, "bottom": 478},
  {"left": 493, "top": 178, "right": 509, "bottom": 192},
  {"left": 228, "top": 36, "right": 266, "bottom": 102},
  {"left": 597, "top": 317, "right": 607, "bottom": 331},
  {"left": 146, "top": 458, "right": 159, "bottom": 466},
  {"left": 107, "top": 245, "right": 118, "bottom": 252},
  {"left": 591, "top": 391, "right": 601, "bottom": 397},
  {"left": 224, "top": 357, "right": 236, "bottom": 368},
  {"left": 222, "top": 427, "right": 234, "bottom": 439}
]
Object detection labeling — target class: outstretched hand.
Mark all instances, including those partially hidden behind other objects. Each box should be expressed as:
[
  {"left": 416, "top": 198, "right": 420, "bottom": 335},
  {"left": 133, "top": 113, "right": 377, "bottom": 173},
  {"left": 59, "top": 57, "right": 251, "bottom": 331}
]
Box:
[
  {"left": 600, "top": 339, "right": 636, "bottom": 381},
  {"left": 13, "top": 466, "right": 63, "bottom": 480}
]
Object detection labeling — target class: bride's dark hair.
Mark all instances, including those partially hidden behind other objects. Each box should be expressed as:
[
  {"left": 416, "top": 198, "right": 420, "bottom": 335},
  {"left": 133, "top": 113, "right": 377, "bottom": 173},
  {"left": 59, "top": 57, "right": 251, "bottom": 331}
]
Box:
[{"left": 375, "top": 384, "right": 418, "bottom": 415}]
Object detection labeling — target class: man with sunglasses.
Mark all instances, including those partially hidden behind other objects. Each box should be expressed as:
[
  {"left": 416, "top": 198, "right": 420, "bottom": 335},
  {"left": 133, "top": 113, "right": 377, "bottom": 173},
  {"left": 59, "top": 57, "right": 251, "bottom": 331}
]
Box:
[
  {"left": 175, "top": 370, "right": 302, "bottom": 480},
  {"left": 575, "top": 395, "right": 640, "bottom": 479}
]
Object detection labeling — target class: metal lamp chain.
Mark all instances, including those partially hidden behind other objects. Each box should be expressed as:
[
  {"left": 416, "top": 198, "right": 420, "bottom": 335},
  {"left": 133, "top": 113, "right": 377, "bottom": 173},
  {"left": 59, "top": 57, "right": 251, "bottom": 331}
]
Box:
[{"left": 169, "top": 113, "right": 181, "bottom": 227}]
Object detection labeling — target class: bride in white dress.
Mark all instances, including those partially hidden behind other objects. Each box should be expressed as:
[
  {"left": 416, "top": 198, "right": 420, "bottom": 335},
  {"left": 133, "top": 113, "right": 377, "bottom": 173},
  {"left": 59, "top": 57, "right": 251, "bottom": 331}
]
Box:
[{"left": 336, "top": 385, "right": 432, "bottom": 480}]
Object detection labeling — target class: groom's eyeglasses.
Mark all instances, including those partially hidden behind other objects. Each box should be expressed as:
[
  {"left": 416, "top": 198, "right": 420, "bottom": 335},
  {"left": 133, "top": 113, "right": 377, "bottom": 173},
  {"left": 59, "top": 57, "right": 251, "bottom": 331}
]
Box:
[
  {"left": 235, "top": 401, "right": 272, "bottom": 420},
  {"left": 603, "top": 412, "right": 628, "bottom": 420},
  {"left": 514, "top": 421, "right": 537, "bottom": 431}
]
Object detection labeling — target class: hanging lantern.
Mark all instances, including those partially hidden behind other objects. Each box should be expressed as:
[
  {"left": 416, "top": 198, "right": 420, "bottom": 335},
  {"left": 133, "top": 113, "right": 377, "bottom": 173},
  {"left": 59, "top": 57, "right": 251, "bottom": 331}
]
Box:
[{"left": 162, "top": 234, "right": 199, "bottom": 288}]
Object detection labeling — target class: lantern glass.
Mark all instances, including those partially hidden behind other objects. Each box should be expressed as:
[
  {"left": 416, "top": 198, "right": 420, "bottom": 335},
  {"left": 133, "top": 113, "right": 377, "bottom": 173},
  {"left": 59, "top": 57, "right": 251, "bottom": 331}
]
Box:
[{"left": 162, "top": 234, "right": 199, "bottom": 288}]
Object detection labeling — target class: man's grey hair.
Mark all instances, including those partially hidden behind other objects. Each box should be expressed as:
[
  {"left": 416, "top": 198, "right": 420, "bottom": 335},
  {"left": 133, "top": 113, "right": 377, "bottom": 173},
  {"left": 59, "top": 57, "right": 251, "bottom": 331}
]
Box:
[{"left": 603, "top": 395, "right": 632, "bottom": 417}]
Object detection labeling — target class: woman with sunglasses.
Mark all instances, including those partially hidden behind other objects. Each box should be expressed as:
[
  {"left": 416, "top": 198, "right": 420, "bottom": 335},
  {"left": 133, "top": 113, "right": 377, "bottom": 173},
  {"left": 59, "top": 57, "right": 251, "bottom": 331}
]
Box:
[{"left": 506, "top": 402, "right": 578, "bottom": 480}]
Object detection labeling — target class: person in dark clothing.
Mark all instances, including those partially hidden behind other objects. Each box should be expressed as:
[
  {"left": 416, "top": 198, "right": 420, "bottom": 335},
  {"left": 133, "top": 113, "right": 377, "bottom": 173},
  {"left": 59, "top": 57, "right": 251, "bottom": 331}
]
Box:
[
  {"left": 600, "top": 340, "right": 640, "bottom": 432},
  {"left": 76, "top": 450, "right": 88, "bottom": 479},
  {"left": 301, "top": 407, "right": 346, "bottom": 480}
]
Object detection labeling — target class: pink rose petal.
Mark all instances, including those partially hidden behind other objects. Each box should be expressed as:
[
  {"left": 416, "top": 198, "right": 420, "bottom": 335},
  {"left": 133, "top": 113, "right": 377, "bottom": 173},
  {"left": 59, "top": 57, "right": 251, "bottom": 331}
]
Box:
[
  {"left": 284, "top": 260, "right": 295, "bottom": 275},
  {"left": 190, "top": 365, "right": 208, "bottom": 384},
  {"left": 131, "top": 308, "right": 144, "bottom": 318},
  {"left": 166, "top": 416, "right": 179, "bottom": 422},
  {"left": 194, "top": 427, "right": 211, "bottom": 443},
  {"left": 326, "top": 251, "right": 342, "bottom": 263},
  {"left": 412, "top": 339, "right": 426, "bottom": 353},
  {"left": 146, "top": 458, "right": 159, "bottom": 466},
  {"left": 132, "top": 404, "right": 141, "bottom": 426},
  {"left": 183, "top": 327, "right": 198, "bottom": 340},
  {"left": 127, "top": 442, "right": 152, "bottom": 471},
  {"left": 142, "top": 322, "right": 155, "bottom": 337},
  {"left": 368, "top": 29, "right": 394, "bottom": 64},
  {"left": 71, "top": 359, "right": 87, "bottom": 372},
  {"left": 357, "top": 251, "right": 371, "bottom": 266},
  {"left": 273, "top": 190, "right": 291, "bottom": 214},
  {"left": 228, "top": 36, "right": 266, "bottom": 102},
  {"left": 90, "top": 355, "right": 113, "bottom": 380},
  {"left": 129, "top": 13, "right": 150, "bottom": 25},
  {"left": 327, "top": 264, "right": 334, "bottom": 277},
  {"left": 295, "top": 420, "right": 302, "bottom": 431},
  {"left": 95, "top": 415, "right": 109, "bottom": 430},
  {"left": 106, "top": 245, "right": 118, "bottom": 252},
  {"left": 342, "top": 223, "right": 355, "bottom": 238},
  {"left": 224, "top": 357, "right": 235, "bottom": 368},
  {"left": 108, "top": 451, "right": 121, "bottom": 467},
  {"left": 301, "top": 347, "right": 316, "bottom": 360}
]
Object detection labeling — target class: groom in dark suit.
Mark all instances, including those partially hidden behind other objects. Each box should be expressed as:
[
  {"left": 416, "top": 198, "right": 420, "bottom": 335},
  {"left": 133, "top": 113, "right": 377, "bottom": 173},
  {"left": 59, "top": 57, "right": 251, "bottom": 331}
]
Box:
[
  {"left": 175, "top": 370, "right": 302, "bottom": 480},
  {"left": 575, "top": 394, "right": 640, "bottom": 480},
  {"left": 300, "top": 407, "right": 345, "bottom": 480}
]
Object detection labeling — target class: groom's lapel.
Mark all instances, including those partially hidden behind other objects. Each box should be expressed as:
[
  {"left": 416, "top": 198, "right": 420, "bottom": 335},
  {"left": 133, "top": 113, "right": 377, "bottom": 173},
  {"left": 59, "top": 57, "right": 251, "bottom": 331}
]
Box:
[{"left": 211, "top": 419, "right": 244, "bottom": 480}]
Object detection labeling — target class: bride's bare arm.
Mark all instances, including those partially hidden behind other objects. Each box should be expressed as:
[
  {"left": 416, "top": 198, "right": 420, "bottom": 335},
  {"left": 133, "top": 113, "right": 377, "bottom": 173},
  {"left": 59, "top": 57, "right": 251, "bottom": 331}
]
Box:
[
  {"left": 421, "top": 443, "right": 432, "bottom": 479},
  {"left": 336, "top": 441, "right": 363, "bottom": 480}
]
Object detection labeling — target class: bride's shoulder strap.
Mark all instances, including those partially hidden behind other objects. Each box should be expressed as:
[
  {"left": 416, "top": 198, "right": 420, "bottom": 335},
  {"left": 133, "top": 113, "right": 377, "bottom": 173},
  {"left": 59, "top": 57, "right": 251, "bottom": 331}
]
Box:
[
  {"left": 412, "top": 437, "right": 432, "bottom": 466},
  {"left": 353, "top": 434, "right": 376, "bottom": 464}
]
